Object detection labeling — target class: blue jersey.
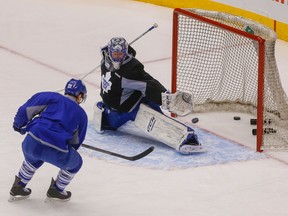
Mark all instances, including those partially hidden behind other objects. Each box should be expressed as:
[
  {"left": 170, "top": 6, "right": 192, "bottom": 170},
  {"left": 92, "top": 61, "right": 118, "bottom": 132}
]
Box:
[{"left": 13, "top": 92, "right": 88, "bottom": 153}]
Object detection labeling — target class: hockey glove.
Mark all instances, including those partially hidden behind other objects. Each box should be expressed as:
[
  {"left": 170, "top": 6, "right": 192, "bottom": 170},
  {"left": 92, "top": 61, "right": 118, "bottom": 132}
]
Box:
[
  {"left": 13, "top": 123, "right": 26, "bottom": 135},
  {"left": 161, "top": 91, "right": 194, "bottom": 116}
]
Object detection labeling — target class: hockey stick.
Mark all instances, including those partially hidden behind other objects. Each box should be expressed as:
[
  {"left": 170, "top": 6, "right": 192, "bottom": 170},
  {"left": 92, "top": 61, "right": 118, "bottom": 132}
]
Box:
[
  {"left": 81, "top": 143, "right": 154, "bottom": 161},
  {"left": 128, "top": 23, "right": 158, "bottom": 46},
  {"left": 80, "top": 23, "right": 158, "bottom": 80}
]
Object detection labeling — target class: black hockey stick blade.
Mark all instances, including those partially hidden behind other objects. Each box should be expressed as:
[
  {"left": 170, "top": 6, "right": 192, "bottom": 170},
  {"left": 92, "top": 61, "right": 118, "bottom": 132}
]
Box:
[{"left": 81, "top": 144, "right": 154, "bottom": 161}]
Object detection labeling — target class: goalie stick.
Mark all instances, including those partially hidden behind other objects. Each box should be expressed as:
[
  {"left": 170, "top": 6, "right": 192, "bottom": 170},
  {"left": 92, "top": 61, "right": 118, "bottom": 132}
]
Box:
[{"left": 81, "top": 144, "right": 154, "bottom": 161}]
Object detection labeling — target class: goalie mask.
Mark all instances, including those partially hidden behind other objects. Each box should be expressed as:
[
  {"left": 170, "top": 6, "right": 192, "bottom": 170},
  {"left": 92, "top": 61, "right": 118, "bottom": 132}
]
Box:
[{"left": 108, "top": 37, "right": 128, "bottom": 70}]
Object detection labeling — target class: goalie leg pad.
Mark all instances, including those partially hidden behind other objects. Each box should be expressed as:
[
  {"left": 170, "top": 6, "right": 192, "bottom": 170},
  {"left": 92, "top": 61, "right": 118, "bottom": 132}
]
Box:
[
  {"left": 93, "top": 102, "right": 104, "bottom": 133},
  {"left": 134, "top": 104, "right": 203, "bottom": 154}
]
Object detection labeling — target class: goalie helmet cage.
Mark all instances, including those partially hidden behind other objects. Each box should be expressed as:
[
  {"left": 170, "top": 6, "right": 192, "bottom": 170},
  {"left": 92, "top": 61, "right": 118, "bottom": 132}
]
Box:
[{"left": 172, "top": 8, "right": 288, "bottom": 152}]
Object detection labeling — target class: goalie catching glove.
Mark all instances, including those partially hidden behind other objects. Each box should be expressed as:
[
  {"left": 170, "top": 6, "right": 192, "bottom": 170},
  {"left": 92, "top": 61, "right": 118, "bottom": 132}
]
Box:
[{"left": 161, "top": 91, "right": 194, "bottom": 116}]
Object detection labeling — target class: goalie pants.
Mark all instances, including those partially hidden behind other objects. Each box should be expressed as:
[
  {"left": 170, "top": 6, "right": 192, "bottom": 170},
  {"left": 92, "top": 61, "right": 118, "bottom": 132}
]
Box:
[
  {"left": 17, "top": 134, "right": 82, "bottom": 190},
  {"left": 102, "top": 99, "right": 162, "bottom": 130}
]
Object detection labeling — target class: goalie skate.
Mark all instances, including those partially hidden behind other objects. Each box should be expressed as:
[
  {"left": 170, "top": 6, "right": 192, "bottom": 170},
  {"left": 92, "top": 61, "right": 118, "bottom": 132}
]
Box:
[
  {"left": 179, "top": 133, "right": 205, "bottom": 154},
  {"left": 179, "top": 143, "right": 205, "bottom": 154}
]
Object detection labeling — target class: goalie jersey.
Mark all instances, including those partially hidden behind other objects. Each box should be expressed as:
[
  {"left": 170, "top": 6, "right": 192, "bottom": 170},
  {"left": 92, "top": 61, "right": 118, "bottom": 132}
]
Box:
[{"left": 100, "top": 46, "right": 167, "bottom": 112}]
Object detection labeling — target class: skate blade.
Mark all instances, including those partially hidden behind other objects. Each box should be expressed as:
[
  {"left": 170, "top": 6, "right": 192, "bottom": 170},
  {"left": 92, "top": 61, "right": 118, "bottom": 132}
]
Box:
[
  {"left": 45, "top": 196, "right": 71, "bottom": 203},
  {"left": 179, "top": 145, "right": 206, "bottom": 155},
  {"left": 8, "top": 195, "right": 30, "bottom": 202}
]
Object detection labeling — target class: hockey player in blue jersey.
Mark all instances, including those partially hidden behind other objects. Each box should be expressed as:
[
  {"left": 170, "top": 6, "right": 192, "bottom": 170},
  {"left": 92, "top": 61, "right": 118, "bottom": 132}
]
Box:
[
  {"left": 9, "top": 79, "right": 88, "bottom": 202},
  {"left": 94, "top": 37, "right": 204, "bottom": 154}
]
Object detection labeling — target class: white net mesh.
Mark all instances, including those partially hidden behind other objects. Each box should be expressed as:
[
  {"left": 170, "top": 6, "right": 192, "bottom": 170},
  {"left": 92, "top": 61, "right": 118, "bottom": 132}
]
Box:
[{"left": 173, "top": 8, "right": 288, "bottom": 150}]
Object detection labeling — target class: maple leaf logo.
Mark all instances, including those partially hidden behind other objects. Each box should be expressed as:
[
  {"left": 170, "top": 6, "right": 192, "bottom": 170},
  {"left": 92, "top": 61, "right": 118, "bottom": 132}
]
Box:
[{"left": 101, "top": 72, "right": 112, "bottom": 93}]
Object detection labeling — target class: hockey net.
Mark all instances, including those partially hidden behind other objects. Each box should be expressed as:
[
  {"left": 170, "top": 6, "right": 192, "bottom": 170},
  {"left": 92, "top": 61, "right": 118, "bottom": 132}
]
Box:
[{"left": 172, "top": 8, "right": 288, "bottom": 151}]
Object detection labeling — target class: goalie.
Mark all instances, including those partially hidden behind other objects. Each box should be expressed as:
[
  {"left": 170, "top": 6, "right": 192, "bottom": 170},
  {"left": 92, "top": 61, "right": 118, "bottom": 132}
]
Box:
[{"left": 94, "top": 37, "right": 203, "bottom": 154}]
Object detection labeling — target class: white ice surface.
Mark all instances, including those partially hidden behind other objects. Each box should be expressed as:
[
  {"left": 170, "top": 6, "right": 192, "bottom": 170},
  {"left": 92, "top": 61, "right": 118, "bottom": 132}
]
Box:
[{"left": 1, "top": 0, "right": 288, "bottom": 216}]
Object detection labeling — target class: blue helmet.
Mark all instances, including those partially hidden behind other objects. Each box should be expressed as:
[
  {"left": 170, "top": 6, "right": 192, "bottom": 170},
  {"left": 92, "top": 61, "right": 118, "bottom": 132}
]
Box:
[{"left": 65, "top": 79, "right": 87, "bottom": 102}]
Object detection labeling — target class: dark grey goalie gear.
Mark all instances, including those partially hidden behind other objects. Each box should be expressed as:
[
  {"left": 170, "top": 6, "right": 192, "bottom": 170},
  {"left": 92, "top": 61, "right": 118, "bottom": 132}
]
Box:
[{"left": 100, "top": 38, "right": 166, "bottom": 112}]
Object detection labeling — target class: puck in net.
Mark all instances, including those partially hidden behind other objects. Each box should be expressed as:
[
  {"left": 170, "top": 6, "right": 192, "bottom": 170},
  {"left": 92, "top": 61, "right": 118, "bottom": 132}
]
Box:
[{"left": 250, "top": 118, "right": 257, "bottom": 125}]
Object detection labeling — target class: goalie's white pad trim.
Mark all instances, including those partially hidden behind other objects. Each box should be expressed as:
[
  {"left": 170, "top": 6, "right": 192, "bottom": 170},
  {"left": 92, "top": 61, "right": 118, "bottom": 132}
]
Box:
[
  {"left": 179, "top": 141, "right": 206, "bottom": 154},
  {"left": 161, "top": 91, "right": 194, "bottom": 116},
  {"left": 93, "top": 102, "right": 104, "bottom": 133},
  {"left": 134, "top": 104, "right": 194, "bottom": 151}
]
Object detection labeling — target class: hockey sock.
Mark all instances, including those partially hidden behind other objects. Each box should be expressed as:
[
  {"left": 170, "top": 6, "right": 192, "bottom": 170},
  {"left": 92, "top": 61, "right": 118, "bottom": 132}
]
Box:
[
  {"left": 17, "top": 160, "right": 38, "bottom": 187},
  {"left": 54, "top": 170, "right": 76, "bottom": 192}
]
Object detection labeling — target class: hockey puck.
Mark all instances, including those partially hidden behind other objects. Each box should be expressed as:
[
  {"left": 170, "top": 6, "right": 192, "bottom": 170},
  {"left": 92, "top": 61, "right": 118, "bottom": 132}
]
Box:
[
  {"left": 250, "top": 118, "right": 257, "bottom": 125},
  {"left": 252, "top": 129, "right": 257, "bottom": 136},
  {"left": 234, "top": 116, "right": 241, "bottom": 120},
  {"left": 191, "top": 117, "right": 199, "bottom": 124},
  {"left": 250, "top": 118, "right": 272, "bottom": 125}
]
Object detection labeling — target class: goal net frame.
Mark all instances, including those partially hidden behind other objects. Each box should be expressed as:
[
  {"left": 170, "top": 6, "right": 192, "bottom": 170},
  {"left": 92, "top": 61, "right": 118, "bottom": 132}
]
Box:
[{"left": 172, "top": 8, "right": 288, "bottom": 152}]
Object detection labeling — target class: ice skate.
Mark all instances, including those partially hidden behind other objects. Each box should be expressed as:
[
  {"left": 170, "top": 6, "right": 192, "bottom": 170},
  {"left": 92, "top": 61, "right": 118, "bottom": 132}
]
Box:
[
  {"left": 8, "top": 176, "right": 31, "bottom": 202},
  {"left": 179, "top": 133, "right": 205, "bottom": 154},
  {"left": 46, "top": 178, "right": 71, "bottom": 202}
]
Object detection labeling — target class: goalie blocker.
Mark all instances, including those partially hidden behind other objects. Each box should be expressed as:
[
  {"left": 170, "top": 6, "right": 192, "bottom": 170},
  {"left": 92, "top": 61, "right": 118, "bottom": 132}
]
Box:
[{"left": 93, "top": 101, "right": 203, "bottom": 154}]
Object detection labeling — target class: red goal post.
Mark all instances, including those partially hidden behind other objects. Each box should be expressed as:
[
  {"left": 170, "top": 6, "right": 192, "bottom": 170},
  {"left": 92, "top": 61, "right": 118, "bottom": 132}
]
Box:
[{"left": 172, "top": 8, "right": 288, "bottom": 152}]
